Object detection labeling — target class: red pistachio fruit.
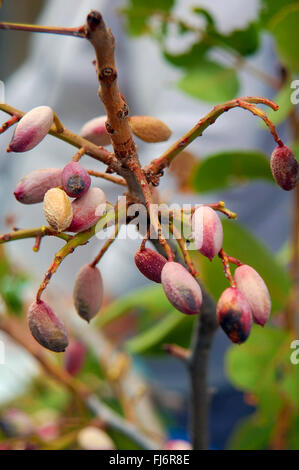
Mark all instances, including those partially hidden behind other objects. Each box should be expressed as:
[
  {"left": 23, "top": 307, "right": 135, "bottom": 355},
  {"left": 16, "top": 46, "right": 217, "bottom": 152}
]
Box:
[
  {"left": 67, "top": 187, "right": 106, "bottom": 232},
  {"left": 134, "top": 248, "right": 167, "bottom": 283},
  {"left": 62, "top": 161, "right": 91, "bottom": 198},
  {"left": 64, "top": 340, "right": 86, "bottom": 376},
  {"left": 234, "top": 264, "right": 271, "bottom": 326},
  {"left": 27, "top": 300, "right": 69, "bottom": 352},
  {"left": 7, "top": 106, "right": 53, "bottom": 152},
  {"left": 79, "top": 115, "right": 111, "bottom": 146},
  {"left": 73, "top": 264, "right": 103, "bottom": 322},
  {"left": 270, "top": 144, "right": 299, "bottom": 191},
  {"left": 14, "top": 168, "right": 62, "bottom": 204},
  {"left": 192, "top": 206, "right": 223, "bottom": 261},
  {"left": 161, "top": 262, "right": 202, "bottom": 315},
  {"left": 216, "top": 287, "right": 252, "bottom": 344}
]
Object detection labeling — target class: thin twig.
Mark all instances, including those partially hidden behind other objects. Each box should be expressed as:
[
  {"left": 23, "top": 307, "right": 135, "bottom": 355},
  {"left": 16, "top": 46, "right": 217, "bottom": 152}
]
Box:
[
  {"left": 169, "top": 222, "right": 198, "bottom": 277},
  {"left": 87, "top": 169, "right": 127, "bottom": 186},
  {"left": 0, "top": 225, "right": 72, "bottom": 244},
  {"left": 163, "top": 344, "right": 190, "bottom": 362},
  {"left": 0, "top": 21, "right": 86, "bottom": 38},
  {"left": 145, "top": 96, "right": 279, "bottom": 180},
  {"left": 72, "top": 147, "right": 86, "bottom": 162},
  {"left": 0, "top": 114, "right": 20, "bottom": 134},
  {"left": 36, "top": 226, "right": 96, "bottom": 302},
  {"left": 218, "top": 248, "right": 236, "bottom": 287},
  {"left": 90, "top": 223, "right": 120, "bottom": 267}
]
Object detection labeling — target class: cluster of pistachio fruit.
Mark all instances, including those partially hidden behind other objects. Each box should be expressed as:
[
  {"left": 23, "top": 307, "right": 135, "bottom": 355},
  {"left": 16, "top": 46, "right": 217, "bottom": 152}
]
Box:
[{"left": 3, "top": 102, "right": 298, "bottom": 352}]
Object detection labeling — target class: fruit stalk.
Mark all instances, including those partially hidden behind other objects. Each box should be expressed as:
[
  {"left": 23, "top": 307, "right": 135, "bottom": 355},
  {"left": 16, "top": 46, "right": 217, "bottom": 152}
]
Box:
[
  {"left": 144, "top": 96, "right": 280, "bottom": 183},
  {"left": 90, "top": 223, "right": 120, "bottom": 267}
]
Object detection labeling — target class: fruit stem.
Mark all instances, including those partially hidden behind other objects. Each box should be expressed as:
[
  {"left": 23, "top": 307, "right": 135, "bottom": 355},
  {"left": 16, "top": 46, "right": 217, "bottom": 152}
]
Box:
[
  {"left": 36, "top": 226, "right": 97, "bottom": 302},
  {"left": 53, "top": 112, "right": 64, "bottom": 133},
  {"left": 0, "top": 114, "right": 20, "bottom": 134},
  {"left": 163, "top": 344, "right": 190, "bottom": 362},
  {"left": 72, "top": 147, "right": 86, "bottom": 162},
  {"left": 140, "top": 227, "right": 150, "bottom": 251},
  {"left": 32, "top": 234, "right": 42, "bottom": 252},
  {"left": 169, "top": 222, "right": 198, "bottom": 277},
  {"left": 206, "top": 201, "right": 237, "bottom": 219},
  {"left": 87, "top": 169, "right": 127, "bottom": 186},
  {"left": 90, "top": 223, "right": 120, "bottom": 267},
  {"left": 218, "top": 249, "right": 237, "bottom": 287},
  {"left": 145, "top": 96, "right": 280, "bottom": 182}
]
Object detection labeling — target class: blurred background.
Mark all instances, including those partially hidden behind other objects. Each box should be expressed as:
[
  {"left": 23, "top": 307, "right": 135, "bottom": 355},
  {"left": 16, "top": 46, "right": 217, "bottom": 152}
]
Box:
[{"left": 0, "top": 0, "right": 297, "bottom": 450}]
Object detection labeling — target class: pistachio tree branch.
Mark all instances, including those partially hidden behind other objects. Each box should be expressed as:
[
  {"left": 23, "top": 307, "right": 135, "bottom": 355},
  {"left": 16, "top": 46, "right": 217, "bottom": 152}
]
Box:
[
  {"left": 188, "top": 296, "right": 218, "bottom": 450},
  {"left": 0, "top": 225, "right": 72, "bottom": 243},
  {"left": 85, "top": 11, "right": 174, "bottom": 260},
  {"left": 145, "top": 96, "right": 279, "bottom": 181},
  {"left": 152, "top": 236, "right": 218, "bottom": 450}
]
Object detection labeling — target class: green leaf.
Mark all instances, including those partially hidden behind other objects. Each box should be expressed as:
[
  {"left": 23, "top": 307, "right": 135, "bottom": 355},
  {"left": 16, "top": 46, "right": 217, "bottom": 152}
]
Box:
[
  {"left": 80, "top": 347, "right": 104, "bottom": 380},
  {"left": 192, "top": 220, "right": 291, "bottom": 313},
  {"left": 226, "top": 326, "right": 289, "bottom": 391},
  {"left": 227, "top": 414, "right": 273, "bottom": 450},
  {"left": 178, "top": 60, "right": 240, "bottom": 103},
  {"left": 226, "top": 325, "right": 292, "bottom": 424},
  {"left": 0, "top": 277, "right": 26, "bottom": 315},
  {"left": 270, "top": 4, "right": 299, "bottom": 71},
  {"left": 125, "top": 310, "right": 195, "bottom": 355},
  {"left": 163, "top": 42, "right": 209, "bottom": 68},
  {"left": 122, "top": 0, "right": 175, "bottom": 36},
  {"left": 259, "top": 0, "right": 297, "bottom": 26},
  {"left": 97, "top": 284, "right": 173, "bottom": 327},
  {"left": 108, "top": 429, "right": 143, "bottom": 450},
  {"left": 288, "top": 414, "right": 299, "bottom": 449},
  {"left": 213, "top": 23, "right": 260, "bottom": 57},
  {"left": 192, "top": 7, "right": 215, "bottom": 28},
  {"left": 191, "top": 150, "right": 273, "bottom": 193}
]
